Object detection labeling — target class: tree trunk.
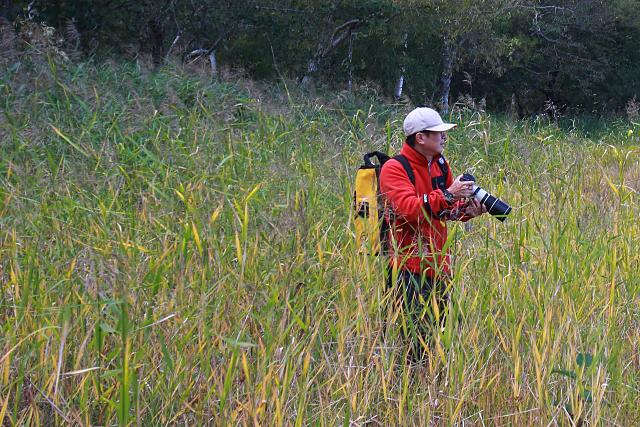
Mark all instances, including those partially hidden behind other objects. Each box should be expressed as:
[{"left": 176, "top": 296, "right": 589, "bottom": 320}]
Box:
[
  {"left": 395, "top": 75, "right": 404, "bottom": 99},
  {"left": 301, "top": 59, "right": 318, "bottom": 87},
  {"left": 440, "top": 40, "right": 456, "bottom": 114},
  {"left": 395, "top": 33, "right": 408, "bottom": 99},
  {"left": 347, "top": 31, "right": 353, "bottom": 91},
  {"left": 209, "top": 50, "right": 217, "bottom": 77},
  {"left": 149, "top": 17, "right": 164, "bottom": 66}
]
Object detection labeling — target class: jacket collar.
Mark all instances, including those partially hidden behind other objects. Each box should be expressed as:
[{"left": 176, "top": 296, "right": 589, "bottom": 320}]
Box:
[{"left": 400, "top": 142, "right": 441, "bottom": 167}]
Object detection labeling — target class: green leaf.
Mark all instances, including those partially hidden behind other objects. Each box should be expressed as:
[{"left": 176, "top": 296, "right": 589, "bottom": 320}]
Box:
[
  {"left": 162, "top": 343, "right": 174, "bottom": 372},
  {"left": 223, "top": 337, "right": 257, "bottom": 348},
  {"left": 219, "top": 350, "right": 238, "bottom": 414},
  {"left": 576, "top": 353, "right": 593, "bottom": 368},
  {"left": 100, "top": 322, "right": 117, "bottom": 335}
]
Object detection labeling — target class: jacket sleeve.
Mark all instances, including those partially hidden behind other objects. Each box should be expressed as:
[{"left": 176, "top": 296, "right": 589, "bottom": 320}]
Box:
[{"left": 379, "top": 159, "right": 452, "bottom": 223}]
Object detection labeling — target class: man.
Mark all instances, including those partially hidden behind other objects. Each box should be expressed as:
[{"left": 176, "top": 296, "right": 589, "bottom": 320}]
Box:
[{"left": 379, "top": 107, "right": 486, "bottom": 358}]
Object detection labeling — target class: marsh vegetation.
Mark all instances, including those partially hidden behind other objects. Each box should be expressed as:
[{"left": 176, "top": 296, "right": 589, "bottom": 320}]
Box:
[{"left": 1, "top": 51, "right": 640, "bottom": 424}]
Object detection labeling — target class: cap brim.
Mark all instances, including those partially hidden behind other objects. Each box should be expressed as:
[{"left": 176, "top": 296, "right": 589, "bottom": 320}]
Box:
[{"left": 424, "top": 123, "right": 457, "bottom": 132}]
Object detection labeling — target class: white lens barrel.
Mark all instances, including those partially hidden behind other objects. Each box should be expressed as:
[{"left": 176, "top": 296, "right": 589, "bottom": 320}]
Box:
[{"left": 472, "top": 185, "right": 488, "bottom": 203}]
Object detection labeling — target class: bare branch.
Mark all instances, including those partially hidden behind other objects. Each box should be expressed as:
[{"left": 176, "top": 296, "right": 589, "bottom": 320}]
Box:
[
  {"left": 165, "top": 32, "right": 181, "bottom": 61},
  {"left": 185, "top": 48, "right": 208, "bottom": 63},
  {"left": 254, "top": 6, "right": 305, "bottom": 14}
]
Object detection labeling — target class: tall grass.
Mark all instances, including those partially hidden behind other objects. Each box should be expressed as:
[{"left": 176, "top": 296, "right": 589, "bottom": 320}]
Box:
[{"left": 1, "top": 52, "right": 639, "bottom": 425}]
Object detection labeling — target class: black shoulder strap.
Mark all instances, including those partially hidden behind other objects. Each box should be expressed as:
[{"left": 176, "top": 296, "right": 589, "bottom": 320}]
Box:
[
  {"left": 393, "top": 154, "right": 415, "bottom": 186},
  {"left": 436, "top": 155, "right": 449, "bottom": 179}
]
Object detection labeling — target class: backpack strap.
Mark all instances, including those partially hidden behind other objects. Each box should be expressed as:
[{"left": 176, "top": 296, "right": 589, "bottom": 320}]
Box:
[
  {"left": 363, "top": 151, "right": 390, "bottom": 168},
  {"left": 392, "top": 154, "right": 415, "bottom": 186},
  {"left": 378, "top": 154, "right": 414, "bottom": 256}
]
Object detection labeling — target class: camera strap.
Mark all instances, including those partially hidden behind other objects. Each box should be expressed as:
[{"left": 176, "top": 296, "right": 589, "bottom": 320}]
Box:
[
  {"left": 429, "top": 156, "right": 449, "bottom": 191},
  {"left": 436, "top": 156, "right": 449, "bottom": 181}
]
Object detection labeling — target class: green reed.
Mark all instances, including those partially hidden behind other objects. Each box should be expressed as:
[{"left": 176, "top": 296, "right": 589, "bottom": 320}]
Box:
[{"left": 1, "top": 56, "right": 639, "bottom": 425}]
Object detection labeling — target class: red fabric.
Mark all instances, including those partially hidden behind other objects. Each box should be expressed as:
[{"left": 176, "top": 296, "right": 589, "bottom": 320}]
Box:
[{"left": 379, "top": 143, "right": 470, "bottom": 277}]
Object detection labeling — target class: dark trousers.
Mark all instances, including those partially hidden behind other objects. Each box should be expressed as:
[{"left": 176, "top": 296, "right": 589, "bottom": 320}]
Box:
[{"left": 386, "top": 267, "right": 449, "bottom": 361}]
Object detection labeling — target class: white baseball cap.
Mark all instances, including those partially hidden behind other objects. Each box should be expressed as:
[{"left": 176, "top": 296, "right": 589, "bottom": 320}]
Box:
[{"left": 403, "top": 107, "right": 457, "bottom": 136}]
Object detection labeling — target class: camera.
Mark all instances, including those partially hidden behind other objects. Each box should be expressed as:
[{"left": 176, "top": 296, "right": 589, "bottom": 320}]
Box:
[{"left": 461, "top": 173, "right": 511, "bottom": 221}]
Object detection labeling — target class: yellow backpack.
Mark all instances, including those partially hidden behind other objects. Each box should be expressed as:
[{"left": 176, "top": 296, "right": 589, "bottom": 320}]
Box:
[{"left": 353, "top": 151, "right": 415, "bottom": 254}]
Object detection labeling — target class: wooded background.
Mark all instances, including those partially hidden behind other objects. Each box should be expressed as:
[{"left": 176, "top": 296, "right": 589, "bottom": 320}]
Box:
[{"left": 2, "top": 0, "right": 640, "bottom": 115}]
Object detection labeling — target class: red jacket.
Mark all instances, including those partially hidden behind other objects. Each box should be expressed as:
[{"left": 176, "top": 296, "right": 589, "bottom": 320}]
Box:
[{"left": 379, "top": 143, "right": 470, "bottom": 277}]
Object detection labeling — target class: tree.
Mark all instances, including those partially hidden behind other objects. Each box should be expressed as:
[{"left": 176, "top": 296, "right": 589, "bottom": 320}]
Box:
[
  {"left": 6, "top": 0, "right": 639, "bottom": 113},
  {"left": 289, "top": 0, "right": 398, "bottom": 87},
  {"left": 396, "top": 0, "right": 519, "bottom": 113},
  {"left": 485, "top": 0, "right": 635, "bottom": 113},
  {"left": 301, "top": 18, "right": 364, "bottom": 86}
]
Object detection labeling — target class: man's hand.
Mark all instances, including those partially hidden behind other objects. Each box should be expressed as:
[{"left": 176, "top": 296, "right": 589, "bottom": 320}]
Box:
[
  {"left": 447, "top": 175, "right": 474, "bottom": 200},
  {"left": 463, "top": 199, "right": 487, "bottom": 218}
]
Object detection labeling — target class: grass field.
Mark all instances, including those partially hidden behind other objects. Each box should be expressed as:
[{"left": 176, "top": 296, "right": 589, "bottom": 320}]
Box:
[{"left": 1, "top": 53, "right": 640, "bottom": 425}]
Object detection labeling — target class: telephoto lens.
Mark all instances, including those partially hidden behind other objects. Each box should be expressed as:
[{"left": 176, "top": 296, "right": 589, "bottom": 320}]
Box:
[{"left": 461, "top": 173, "right": 512, "bottom": 221}]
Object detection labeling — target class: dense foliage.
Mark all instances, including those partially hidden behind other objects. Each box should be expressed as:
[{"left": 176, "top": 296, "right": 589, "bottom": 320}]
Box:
[{"left": 2, "top": 0, "right": 640, "bottom": 114}]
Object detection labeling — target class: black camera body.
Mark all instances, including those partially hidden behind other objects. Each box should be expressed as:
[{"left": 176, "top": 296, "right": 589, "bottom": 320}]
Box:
[{"left": 461, "top": 173, "right": 511, "bottom": 221}]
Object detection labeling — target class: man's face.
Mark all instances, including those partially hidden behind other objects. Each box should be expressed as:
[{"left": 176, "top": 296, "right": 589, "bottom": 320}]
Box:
[{"left": 417, "top": 130, "right": 447, "bottom": 157}]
